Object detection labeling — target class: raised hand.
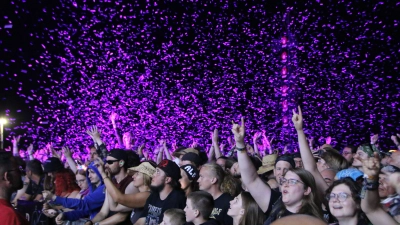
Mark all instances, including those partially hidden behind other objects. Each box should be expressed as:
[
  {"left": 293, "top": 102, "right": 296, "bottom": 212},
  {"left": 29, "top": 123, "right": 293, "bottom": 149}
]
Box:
[
  {"left": 227, "top": 136, "right": 234, "bottom": 148},
  {"left": 94, "top": 158, "right": 108, "bottom": 178},
  {"left": 43, "top": 209, "right": 58, "bottom": 218},
  {"left": 27, "top": 144, "right": 34, "bottom": 155},
  {"left": 231, "top": 117, "right": 245, "bottom": 146},
  {"left": 253, "top": 132, "right": 262, "bottom": 141},
  {"left": 325, "top": 136, "right": 332, "bottom": 145},
  {"left": 212, "top": 129, "right": 219, "bottom": 144},
  {"left": 109, "top": 112, "right": 118, "bottom": 123},
  {"left": 86, "top": 125, "right": 101, "bottom": 141},
  {"left": 190, "top": 139, "right": 198, "bottom": 148},
  {"left": 11, "top": 135, "right": 21, "bottom": 145},
  {"left": 391, "top": 135, "right": 400, "bottom": 145},
  {"left": 362, "top": 152, "right": 380, "bottom": 180},
  {"left": 63, "top": 146, "right": 72, "bottom": 158},
  {"left": 292, "top": 106, "right": 303, "bottom": 131},
  {"left": 370, "top": 134, "right": 379, "bottom": 145}
]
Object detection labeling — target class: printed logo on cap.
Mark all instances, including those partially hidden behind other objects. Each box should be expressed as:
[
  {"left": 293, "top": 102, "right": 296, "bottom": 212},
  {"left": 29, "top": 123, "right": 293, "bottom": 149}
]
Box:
[{"left": 184, "top": 165, "right": 197, "bottom": 178}]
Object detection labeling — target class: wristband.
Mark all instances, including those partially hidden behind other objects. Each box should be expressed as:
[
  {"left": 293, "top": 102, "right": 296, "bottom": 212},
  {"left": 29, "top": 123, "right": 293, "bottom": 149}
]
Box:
[
  {"left": 364, "top": 178, "right": 379, "bottom": 190},
  {"left": 235, "top": 146, "right": 246, "bottom": 152}
]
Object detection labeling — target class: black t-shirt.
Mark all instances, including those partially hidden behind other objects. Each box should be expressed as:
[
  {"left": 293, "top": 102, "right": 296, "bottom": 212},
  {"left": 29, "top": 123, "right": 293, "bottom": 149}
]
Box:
[
  {"left": 25, "top": 176, "right": 44, "bottom": 200},
  {"left": 209, "top": 193, "right": 233, "bottom": 225},
  {"left": 264, "top": 189, "right": 282, "bottom": 218},
  {"left": 141, "top": 189, "right": 186, "bottom": 225}
]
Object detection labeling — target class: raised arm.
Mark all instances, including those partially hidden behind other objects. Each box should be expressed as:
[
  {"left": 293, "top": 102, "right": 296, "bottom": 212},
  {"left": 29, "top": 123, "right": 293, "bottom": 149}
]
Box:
[
  {"left": 292, "top": 106, "right": 328, "bottom": 194},
  {"left": 12, "top": 135, "right": 21, "bottom": 157},
  {"left": 391, "top": 135, "right": 400, "bottom": 151},
  {"left": 207, "top": 144, "right": 215, "bottom": 162},
  {"left": 162, "top": 140, "right": 172, "bottom": 160},
  {"left": 110, "top": 112, "right": 124, "bottom": 149},
  {"left": 253, "top": 132, "right": 261, "bottom": 156},
  {"left": 63, "top": 146, "right": 77, "bottom": 173},
  {"left": 212, "top": 129, "right": 223, "bottom": 159},
  {"left": 232, "top": 117, "right": 273, "bottom": 212},
  {"left": 27, "top": 144, "right": 35, "bottom": 160},
  {"left": 86, "top": 125, "right": 108, "bottom": 159},
  {"left": 361, "top": 152, "right": 398, "bottom": 225}
]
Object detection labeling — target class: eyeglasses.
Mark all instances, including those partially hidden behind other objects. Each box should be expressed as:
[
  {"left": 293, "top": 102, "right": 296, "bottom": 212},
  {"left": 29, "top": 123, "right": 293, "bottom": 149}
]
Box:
[
  {"left": 327, "top": 192, "right": 350, "bottom": 202},
  {"left": 280, "top": 178, "right": 304, "bottom": 186},
  {"left": 106, "top": 160, "right": 119, "bottom": 165},
  {"left": 76, "top": 179, "right": 86, "bottom": 184}
]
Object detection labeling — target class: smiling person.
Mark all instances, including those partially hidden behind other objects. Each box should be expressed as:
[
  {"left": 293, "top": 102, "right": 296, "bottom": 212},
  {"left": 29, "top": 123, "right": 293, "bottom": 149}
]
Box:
[
  {"left": 352, "top": 144, "right": 380, "bottom": 173},
  {"left": 231, "top": 117, "right": 323, "bottom": 225},
  {"left": 227, "top": 192, "right": 264, "bottom": 225},
  {"left": 325, "top": 178, "right": 368, "bottom": 225}
]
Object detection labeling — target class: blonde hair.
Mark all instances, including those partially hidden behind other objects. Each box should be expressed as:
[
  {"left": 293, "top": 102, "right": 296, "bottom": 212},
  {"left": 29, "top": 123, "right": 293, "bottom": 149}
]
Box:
[{"left": 164, "top": 208, "right": 185, "bottom": 225}]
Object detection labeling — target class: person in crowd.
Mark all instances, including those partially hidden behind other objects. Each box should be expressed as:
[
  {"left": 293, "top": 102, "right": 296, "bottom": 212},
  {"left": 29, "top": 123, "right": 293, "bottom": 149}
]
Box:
[
  {"left": 160, "top": 208, "right": 186, "bottom": 225},
  {"left": 0, "top": 152, "right": 29, "bottom": 225},
  {"left": 12, "top": 159, "right": 44, "bottom": 204},
  {"left": 270, "top": 214, "right": 328, "bottom": 225},
  {"left": 198, "top": 163, "right": 234, "bottom": 225},
  {"left": 335, "top": 168, "right": 364, "bottom": 184},
  {"left": 227, "top": 191, "right": 264, "bottom": 225},
  {"left": 180, "top": 152, "right": 203, "bottom": 169},
  {"left": 42, "top": 161, "right": 106, "bottom": 224},
  {"left": 180, "top": 164, "right": 199, "bottom": 196},
  {"left": 184, "top": 191, "right": 219, "bottom": 225},
  {"left": 341, "top": 146, "right": 357, "bottom": 165},
  {"left": 135, "top": 159, "right": 186, "bottom": 225},
  {"left": 91, "top": 161, "right": 155, "bottom": 225},
  {"left": 325, "top": 178, "right": 369, "bottom": 225},
  {"left": 257, "top": 154, "right": 279, "bottom": 189},
  {"left": 232, "top": 117, "right": 324, "bottom": 225},
  {"left": 352, "top": 144, "right": 380, "bottom": 172},
  {"left": 87, "top": 149, "right": 139, "bottom": 225},
  {"left": 317, "top": 150, "right": 348, "bottom": 172},
  {"left": 75, "top": 169, "right": 90, "bottom": 199},
  {"left": 361, "top": 152, "right": 399, "bottom": 225},
  {"left": 292, "top": 153, "right": 303, "bottom": 168},
  {"left": 377, "top": 165, "right": 400, "bottom": 213}
]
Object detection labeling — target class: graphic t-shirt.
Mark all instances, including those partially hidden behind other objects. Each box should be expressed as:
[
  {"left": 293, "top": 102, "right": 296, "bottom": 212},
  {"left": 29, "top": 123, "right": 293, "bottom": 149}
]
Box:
[
  {"left": 209, "top": 193, "right": 233, "bottom": 225},
  {"left": 141, "top": 189, "right": 186, "bottom": 225}
]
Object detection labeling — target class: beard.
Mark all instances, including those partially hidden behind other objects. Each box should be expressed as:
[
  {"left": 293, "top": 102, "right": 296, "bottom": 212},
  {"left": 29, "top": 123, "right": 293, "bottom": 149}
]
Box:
[{"left": 150, "top": 183, "right": 165, "bottom": 193}]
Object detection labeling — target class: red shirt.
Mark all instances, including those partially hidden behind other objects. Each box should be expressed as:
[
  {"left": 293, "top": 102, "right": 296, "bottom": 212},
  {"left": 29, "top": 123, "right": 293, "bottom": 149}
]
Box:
[{"left": 0, "top": 199, "right": 29, "bottom": 225}]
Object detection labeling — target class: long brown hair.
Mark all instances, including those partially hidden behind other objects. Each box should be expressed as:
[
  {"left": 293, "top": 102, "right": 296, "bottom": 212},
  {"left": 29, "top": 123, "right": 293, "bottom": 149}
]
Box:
[
  {"left": 239, "top": 192, "right": 264, "bottom": 225},
  {"left": 269, "top": 168, "right": 324, "bottom": 222}
]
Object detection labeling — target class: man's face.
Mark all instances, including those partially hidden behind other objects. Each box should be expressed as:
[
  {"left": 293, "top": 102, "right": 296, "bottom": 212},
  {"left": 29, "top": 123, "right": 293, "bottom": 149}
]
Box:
[
  {"left": 378, "top": 173, "right": 396, "bottom": 198},
  {"left": 273, "top": 161, "right": 291, "bottom": 184},
  {"left": 198, "top": 167, "right": 214, "bottom": 192},
  {"left": 151, "top": 168, "right": 167, "bottom": 192},
  {"left": 293, "top": 157, "right": 303, "bottom": 168},
  {"left": 342, "top": 147, "right": 354, "bottom": 164},
  {"left": 105, "top": 156, "right": 121, "bottom": 176},
  {"left": 90, "top": 147, "right": 98, "bottom": 161}
]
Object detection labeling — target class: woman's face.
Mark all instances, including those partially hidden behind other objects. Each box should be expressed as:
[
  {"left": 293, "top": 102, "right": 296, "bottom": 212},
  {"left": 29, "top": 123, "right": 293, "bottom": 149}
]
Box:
[
  {"left": 281, "top": 171, "right": 310, "bottom": 208},
  {"left": 179, "top": 169, "right": 191, "bottom": 190},
  {"left": 328, "top": 184, "right": 358, "bottom": 219},
  {"left": 227, "top": 194, "right": 243, "bottom": 218},
  {"left": 75, "top": 174, "right": 88, "bottom": 190},
  {"left": 132, "top": 172, "right": 145, "bottom": 188},
  {"left": 317, "top": 158, "right": 330, "bottom": 172},
  {"left": 352, "top": 150, "right": 368, "bottom": 167}
]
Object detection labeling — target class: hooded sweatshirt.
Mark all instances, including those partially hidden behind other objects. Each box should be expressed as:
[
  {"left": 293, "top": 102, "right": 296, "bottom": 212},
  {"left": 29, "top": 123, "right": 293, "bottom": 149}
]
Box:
[{"left": 52, "top": 162, "right": 106, "bottom": 221}]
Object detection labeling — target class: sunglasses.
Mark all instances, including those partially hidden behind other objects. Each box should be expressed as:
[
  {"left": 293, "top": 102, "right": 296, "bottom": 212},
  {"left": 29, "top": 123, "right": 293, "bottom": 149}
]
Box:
[{"left": 106, "top": 159, "right": 119, "bottom": 165}]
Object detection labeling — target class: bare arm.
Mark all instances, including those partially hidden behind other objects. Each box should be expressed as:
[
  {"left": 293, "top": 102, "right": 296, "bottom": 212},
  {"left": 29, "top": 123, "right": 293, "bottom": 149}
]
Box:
[
  {"left": 292, "top": 106, "right": 328, "bottom": 195},
  {"left": 63, "top": 147, "right": 77, "bottom": 174},
  {"left": 90, "top": 192, "right": 110, "bottom": 223},
  {"left": 212, "top": 129, "right": 222, "bottom": 159},
  {"left": 361, "top": 153, "right": 398, "bottom": 225},
  {"left": 156, "top": 146, "right": 163, "bottom": 164},
  {"left": 110, "top": 112, "right": 124, "bottom": 149},
  {"left": 163, "top": 142, "right": 172, "bottom": 160},
  {"left": 232, "top": 118, "right": 273, "bottom": 212},
  {"left": 207, "top": 145, "right": 215, "bottom": 162},
  {"left": 108, "top": 182, "right": 138, "bottom": 212},
  {"left": 12, "top": 136, "right": 20, "bottom": 157},
  {"left": 99, "top": 212, "right": 129, "bottom": 225}
]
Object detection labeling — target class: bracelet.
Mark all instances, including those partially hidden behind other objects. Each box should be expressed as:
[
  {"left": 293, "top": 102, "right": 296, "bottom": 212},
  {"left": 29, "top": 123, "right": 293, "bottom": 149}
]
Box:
[
  {"left": 102, "top": 176, "right": 110, "bottom": 180},
  {"left": 235, "top": 146, "right": 246, "bottom": 152},
  {"left": 364, "top": 178, "right": 379, "bottom": 190}
]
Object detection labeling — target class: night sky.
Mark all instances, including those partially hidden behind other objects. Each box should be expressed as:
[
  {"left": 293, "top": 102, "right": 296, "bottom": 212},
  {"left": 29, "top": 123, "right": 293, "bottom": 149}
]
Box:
[{"left": 0, "top": 0, "right": 399, "bottom": 153}]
